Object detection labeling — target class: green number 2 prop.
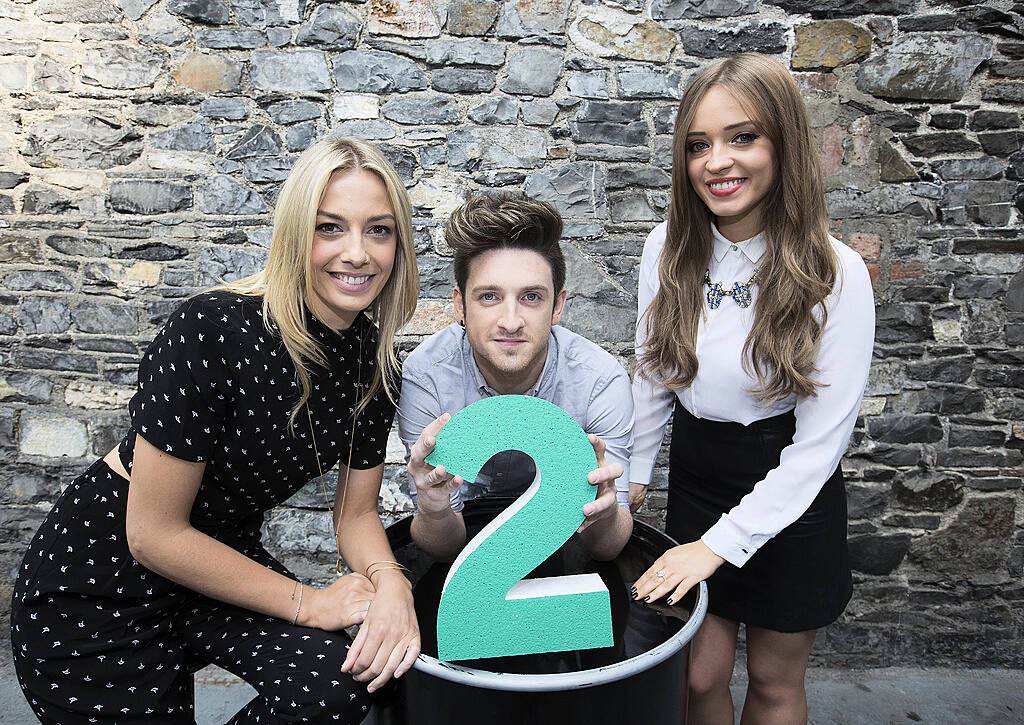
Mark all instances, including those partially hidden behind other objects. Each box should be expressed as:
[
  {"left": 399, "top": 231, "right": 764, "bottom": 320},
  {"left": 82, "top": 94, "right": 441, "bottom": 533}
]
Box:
[{"left": 425, "top": 395, "right": 614, "bottom": 661}]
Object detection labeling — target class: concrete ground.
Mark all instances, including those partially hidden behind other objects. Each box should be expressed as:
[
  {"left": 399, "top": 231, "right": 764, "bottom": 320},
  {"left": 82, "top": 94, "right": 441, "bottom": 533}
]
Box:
[{"left": 2, "top": 653, "right": 1021, "bottom": 724}]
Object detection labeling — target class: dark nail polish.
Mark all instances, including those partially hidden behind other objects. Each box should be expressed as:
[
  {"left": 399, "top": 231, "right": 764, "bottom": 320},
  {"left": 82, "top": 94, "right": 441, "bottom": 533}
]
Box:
[
  {"left": 666, "top": 598, "right": 673, "bottom": 606},
  {"left": 630, "top": 586, "right": 637, "bottom": 595},
  {"left": 643, "top": 596, "right": 650, "bottom": 602}
]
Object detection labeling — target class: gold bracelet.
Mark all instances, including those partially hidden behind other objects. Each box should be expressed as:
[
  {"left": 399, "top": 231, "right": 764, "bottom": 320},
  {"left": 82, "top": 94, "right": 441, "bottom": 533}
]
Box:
[
  {"left": 365, "top": 560, "right": 408, "bottom": 577},
  {"left": 367, "top": 565, "right": 406, "bottom": 582},
  {"left": 291, "top": 582, "right": 304, "bottom": 626}
]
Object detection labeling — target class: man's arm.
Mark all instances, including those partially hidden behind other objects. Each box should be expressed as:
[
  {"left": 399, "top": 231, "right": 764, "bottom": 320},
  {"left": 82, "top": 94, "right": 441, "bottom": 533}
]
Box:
[
  {"left": 577, "top": 434, "right": 634, "bottom": 560},
  {"left": 577, "top": 369, "right": 635, "bottom": 559},
  {"left": 399, "top": 372, "right": 467, "bottom": 560},
  {"left": 407, "top": 414, "right": 467, "bottom": 561}
]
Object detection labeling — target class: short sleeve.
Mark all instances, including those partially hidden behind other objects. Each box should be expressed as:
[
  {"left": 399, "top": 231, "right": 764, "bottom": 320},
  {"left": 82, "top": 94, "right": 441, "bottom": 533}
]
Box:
[{"left": 128, "top": 297, "right": 236, "bottom": 462}]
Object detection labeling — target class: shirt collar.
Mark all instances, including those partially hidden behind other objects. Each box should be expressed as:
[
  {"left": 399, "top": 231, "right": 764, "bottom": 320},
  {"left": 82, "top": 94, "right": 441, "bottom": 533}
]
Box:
[
  {"left": 462, "top": 328, "right": 558, "bottom": 398},
  {"left": 710, "top": 224, "right": 767, "bottom": 265}
]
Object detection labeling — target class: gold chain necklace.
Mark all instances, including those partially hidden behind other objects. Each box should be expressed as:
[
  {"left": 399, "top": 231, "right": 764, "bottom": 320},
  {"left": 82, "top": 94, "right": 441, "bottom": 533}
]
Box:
[{"left": 305, "top": 327, "right": 363, "bottom": 575}]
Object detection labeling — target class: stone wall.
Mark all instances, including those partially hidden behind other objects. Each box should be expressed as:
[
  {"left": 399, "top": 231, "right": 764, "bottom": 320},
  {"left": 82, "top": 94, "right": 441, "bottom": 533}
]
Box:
[{"left": 1, "top": 0, "right": 1021, "bottom": 667}]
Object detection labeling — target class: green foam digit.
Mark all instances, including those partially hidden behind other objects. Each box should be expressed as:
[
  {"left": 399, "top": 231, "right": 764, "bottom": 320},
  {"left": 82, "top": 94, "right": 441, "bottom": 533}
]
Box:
[{"left": 425, "top": 395, "right": 614, "bottom": 661}]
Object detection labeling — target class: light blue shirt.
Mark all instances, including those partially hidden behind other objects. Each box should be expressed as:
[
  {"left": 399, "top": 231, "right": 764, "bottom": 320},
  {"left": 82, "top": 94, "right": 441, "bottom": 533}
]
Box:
[{"left": 399, "top": 323, "right": 634, "bottom": 512}]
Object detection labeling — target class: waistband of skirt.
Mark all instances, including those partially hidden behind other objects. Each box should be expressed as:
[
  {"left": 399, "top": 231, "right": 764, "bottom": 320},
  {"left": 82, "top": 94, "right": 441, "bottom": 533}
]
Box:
[{"left": 673, "top": 402, "right": 796, "bottom": 435}]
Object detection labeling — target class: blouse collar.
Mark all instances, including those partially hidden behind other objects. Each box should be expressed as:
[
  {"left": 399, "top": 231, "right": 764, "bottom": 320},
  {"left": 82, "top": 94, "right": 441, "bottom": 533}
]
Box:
[{"left": 710, "top": 224, "right": 767, "bottom": 265}]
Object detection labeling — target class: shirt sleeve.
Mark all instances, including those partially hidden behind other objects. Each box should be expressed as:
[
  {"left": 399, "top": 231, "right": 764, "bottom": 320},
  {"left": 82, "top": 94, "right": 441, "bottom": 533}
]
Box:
[
  {"left": 128, "top": 297, "right": 236, "bottom": 463},
  {"left": 585, "top": 369, "right": 634, "bottom": 509},
  {"left": 701, "top": 249, "right": 876, "bottom": 567},
  {"left": 629, "top": 223, "right": 677, "bottom": 486}
]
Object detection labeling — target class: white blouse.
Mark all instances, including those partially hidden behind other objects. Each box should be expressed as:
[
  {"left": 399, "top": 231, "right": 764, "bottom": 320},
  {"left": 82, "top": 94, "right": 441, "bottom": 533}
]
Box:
[{"left": 630, "top": 222, "right": 875, "bottom": 567}]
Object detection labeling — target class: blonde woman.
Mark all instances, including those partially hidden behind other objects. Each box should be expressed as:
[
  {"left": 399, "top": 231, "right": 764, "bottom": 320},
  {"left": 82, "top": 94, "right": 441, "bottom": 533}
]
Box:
[
  {"left": 11, "top": 138, "right": 420, "bottom": 724},
  {"left": 629, "top": 55, "right": 875, "bottom": 723}
]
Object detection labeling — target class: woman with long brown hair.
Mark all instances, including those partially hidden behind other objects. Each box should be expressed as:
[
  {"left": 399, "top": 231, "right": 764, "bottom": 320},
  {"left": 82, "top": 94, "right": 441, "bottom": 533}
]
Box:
[
  {"left": 11, "top": 137, "right": 420, "bottom": 724},
  {"left": 629, "top": 54, "right": 875, "bottom": 722}
]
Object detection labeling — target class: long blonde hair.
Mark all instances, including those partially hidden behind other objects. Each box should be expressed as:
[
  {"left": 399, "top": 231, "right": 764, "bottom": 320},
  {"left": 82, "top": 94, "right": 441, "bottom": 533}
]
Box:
[
  {"left": 637, "top": 53, "right": 837, "bottom": 403},
  {"left": 226, "top": 137, "right": 418, "bottom": 424}
]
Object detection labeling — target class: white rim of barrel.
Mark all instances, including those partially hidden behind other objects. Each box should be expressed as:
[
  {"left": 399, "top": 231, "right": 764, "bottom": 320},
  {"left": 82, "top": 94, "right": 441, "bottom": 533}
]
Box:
[{"left": 410, "top": 580, "right": 708, "bottom": 693}]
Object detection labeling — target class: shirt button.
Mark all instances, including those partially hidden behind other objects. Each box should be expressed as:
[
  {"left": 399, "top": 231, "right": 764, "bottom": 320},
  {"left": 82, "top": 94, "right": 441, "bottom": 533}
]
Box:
[{"left": 731, "top": 244, "right": 738, "bottom": 251}]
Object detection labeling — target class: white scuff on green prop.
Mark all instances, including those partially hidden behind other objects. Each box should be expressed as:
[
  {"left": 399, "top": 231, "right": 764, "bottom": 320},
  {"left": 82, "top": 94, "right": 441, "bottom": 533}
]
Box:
[{"left": 426, "top": 395, "right": 614, "bottom": 662}]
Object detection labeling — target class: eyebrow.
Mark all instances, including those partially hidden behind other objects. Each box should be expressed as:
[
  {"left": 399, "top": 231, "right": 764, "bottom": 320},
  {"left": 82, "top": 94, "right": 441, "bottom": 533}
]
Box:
[
  {"left": 315, "top": 210, "right": 396, "bottom": 223},
  {"left": 469, "top": 284, "right": 549, "bottom": 295},
  {"left": 686, "top": 121, "right": 757, "bottom": 137}
]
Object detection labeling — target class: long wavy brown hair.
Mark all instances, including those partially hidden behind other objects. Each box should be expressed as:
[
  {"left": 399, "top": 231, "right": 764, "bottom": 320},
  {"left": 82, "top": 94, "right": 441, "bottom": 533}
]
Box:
[{"left": 637, "top": 53, "right": 837, "bottom": 403}]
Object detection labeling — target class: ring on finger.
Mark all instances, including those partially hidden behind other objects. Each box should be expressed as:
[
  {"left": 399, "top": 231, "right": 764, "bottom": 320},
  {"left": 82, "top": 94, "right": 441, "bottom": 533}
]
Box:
[{"left": 656, "top": 569, "right": 666, "bottom": 581}]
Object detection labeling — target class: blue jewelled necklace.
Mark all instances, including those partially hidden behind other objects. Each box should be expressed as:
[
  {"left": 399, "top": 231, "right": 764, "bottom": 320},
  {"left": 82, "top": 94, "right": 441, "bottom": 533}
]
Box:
[{"left": 704, "top": 268, "right": 759, "bottom": 309}]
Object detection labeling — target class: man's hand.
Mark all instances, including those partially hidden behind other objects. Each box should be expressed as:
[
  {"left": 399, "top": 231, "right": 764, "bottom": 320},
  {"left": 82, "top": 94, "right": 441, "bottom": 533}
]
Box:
[
  {"left": 577, "top": 434, "right": 624, "bottom": 533},
  {"left": 628, "top": 482, "right": 648, "bottom": 514},
  {"left": 407, "top": 413, "right": 464, "bottom": 514}
]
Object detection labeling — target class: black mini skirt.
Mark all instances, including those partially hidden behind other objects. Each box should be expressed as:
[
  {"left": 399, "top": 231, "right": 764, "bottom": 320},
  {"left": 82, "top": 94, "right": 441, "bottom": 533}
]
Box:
[{"left": 665, "top": 403, "right": 852, "bottom": 633}]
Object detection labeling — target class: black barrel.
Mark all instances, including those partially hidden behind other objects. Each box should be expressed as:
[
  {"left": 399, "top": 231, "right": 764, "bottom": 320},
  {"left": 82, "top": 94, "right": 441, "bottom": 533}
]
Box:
[{"left": 375, "top": 498, "right": 707, "bottom": 725}]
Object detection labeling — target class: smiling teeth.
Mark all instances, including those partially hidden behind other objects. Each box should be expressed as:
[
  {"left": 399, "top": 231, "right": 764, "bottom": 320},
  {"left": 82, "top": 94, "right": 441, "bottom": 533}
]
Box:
[
  {"left": 710, "top": 180, "right": 744, "bottom": 190},
  {"left": 333, "top": 273, "right": 369, "bottom": 284}
]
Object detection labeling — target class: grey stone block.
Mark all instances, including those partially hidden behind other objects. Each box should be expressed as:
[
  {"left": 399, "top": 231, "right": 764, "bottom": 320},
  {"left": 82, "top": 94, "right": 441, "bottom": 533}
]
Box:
[
  {"left": 567, "top": 70, "right": 608, "bottom": 99},
  {"left": 466, "top": 96, "right": 517, "bottom": 125},
  {"left": 295, "top": 5, "right": 361, "bottom": 49},
  {"left": 332, "top": 50, "right": 428, "bottom": 94},
  {"left": 225, "top": 126, "right": 284, "bottom": 159},
  {"left": 72, "top": 301, "right": 139, "bottom": 335},
  {"left": 857, "top": 34, "right": 994, "bottom": 102},
  {"left": 198, "top": 175, "right": 267, "bottom": 215},
  {"left": 615, "top": 65, "right": 682, "bottom": 99},
  {"left": 679, "top": 22, "right": 787, "bottom": 58},
  {"left": 3, "top": 271, "right": 73, "bottom": 292},
  {"left": 501, "top": 47, "right": 563, "bottom": 96},
  {"left": 108, "top": 181, "right": 192, "bottom": 214},
  {"left": 167, "top": 0, "right": 229, "bottom": 24},
  {"left": 200, "top": 97, "right": 248, "bottom": 120},
  {"left": 150, "top": 122, "right": 216, "bottom": 153},
  {"left": 195, "top": 28, "right": 266, "bottom": 49},
  {"left": 525, "top": 162, "right": 608, "bottom": 218},
  {"left": 431, "top": 68, "right": 496, "bottom": 93},
  {"left": 198, "top": 247, "right": 267, "bottom": 286},
  {"left": 17, "top": 297, "right": 71, "bottom": 335},
  {"left": 383, "top": 96, "right": 460, "bottom": 125},
  {"left": 22, "top": 115, "right": 142, "bottom": 170},
  {"left": 250, "top": 50, "right": 331, "bottom": 91},
  {"left": 652, "top": 0, "right": 757, "bottom": 18},
  {"left": 265, "top": 100, "right": 321, "bottom": 125},
  {"left": 446, "top": 126, "right": 547, "bottom": 170},
  {"left": 425, "top": 38, "right": 506, "bottom": 67}
]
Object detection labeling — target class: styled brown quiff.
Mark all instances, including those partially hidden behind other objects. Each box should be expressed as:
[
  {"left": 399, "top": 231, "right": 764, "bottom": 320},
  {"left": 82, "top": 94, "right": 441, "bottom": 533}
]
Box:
[
  {"left": 446, "top": 193, "right": 566, "bottom": 294},
  {"left": 637, "top": 53, "right": 839, "bottom": 404}
]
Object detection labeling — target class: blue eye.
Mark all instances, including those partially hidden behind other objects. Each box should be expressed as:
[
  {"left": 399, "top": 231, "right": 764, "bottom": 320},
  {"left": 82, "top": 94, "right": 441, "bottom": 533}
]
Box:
[
  {"left": 523, "top": 293, "right": 541, "bottom": 302},
  {"left": 734, "top": 132, "right": 759, "bottom": 144},
  {"left": 480, "top": 292, "right": 496, "bottom": 302},
  {"left": 687, "top": 140, "right": 709, "bottom": 154}
]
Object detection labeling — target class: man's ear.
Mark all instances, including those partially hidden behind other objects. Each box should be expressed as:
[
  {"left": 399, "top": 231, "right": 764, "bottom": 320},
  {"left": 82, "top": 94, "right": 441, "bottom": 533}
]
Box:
[
  {"left": 453, "top": 286, "right": 465, "bottom": 325},
  {"left": 550, "top": 288, "right": 567, "bottom": 326}
]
